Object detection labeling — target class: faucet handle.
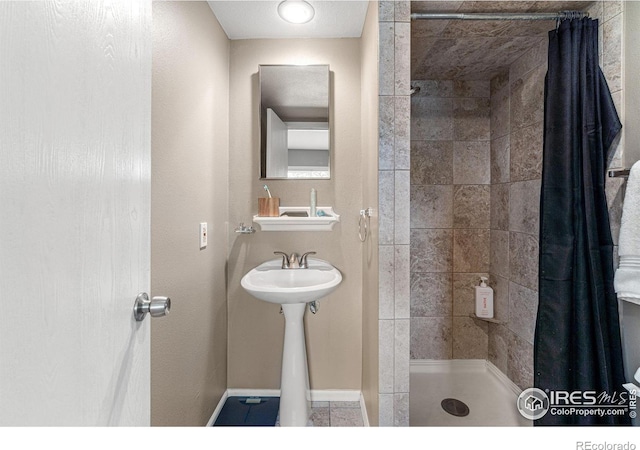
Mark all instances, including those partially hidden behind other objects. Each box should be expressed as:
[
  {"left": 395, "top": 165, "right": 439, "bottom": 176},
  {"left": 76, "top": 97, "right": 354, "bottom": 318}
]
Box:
[
  {"left": 300, "top": 251, "right": 316, "bottom": 268},
  {"left": 274, "top": 251, "right": 290, "bottom": 269},
  {"left": 289, "top": 253, "right": 300, "bottom": 268}
]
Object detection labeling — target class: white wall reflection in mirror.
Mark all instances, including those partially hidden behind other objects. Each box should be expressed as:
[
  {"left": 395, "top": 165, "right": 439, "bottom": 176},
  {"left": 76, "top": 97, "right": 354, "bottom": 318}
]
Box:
[{"left": 259, "top": 65, "right": 330, "bottom": 179}]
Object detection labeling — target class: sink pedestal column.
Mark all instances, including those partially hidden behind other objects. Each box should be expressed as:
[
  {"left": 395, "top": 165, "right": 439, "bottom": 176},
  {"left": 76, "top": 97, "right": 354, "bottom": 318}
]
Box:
[{"left": 279, "top": 303, "right": 311, "bottom": 427}]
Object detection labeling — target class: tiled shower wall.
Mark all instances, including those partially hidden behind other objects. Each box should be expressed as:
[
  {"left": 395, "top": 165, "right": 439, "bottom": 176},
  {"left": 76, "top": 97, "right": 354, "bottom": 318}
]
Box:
[
  {"left": 486, "top": 39, "right": 546, "bottom": 390},
  {"left": 409, "top": 80, "right": 491, "bottom": 361},
  {"left": 407, "top": 0, "right": 626, "bottom": 393}
]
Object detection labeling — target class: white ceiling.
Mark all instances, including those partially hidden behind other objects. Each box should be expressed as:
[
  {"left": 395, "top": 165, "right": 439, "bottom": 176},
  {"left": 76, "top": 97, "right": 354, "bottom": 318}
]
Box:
[{"left": 207, "top": 1, "right": 370, "bottom": 39}]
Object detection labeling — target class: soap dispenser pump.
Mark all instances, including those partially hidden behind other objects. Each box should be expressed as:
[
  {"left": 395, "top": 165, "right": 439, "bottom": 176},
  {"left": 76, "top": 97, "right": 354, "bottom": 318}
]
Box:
[{"left": 475, "top": 277, "right": 494, "bottom": 319}]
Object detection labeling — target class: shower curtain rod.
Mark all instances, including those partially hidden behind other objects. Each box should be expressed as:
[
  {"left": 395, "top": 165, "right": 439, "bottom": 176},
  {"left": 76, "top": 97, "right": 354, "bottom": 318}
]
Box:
[{"left": 411, "top": 11, "right": 588, "bottom": 21}]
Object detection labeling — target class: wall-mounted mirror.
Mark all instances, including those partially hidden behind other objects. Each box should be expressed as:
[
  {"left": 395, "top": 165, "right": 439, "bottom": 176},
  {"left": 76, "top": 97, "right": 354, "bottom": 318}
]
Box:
[{"left": 259, "top": 65, "right": 330, "bottom": 179}]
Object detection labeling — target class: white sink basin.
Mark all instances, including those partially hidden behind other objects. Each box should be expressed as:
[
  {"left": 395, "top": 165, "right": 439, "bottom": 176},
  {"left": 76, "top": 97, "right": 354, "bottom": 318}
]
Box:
[
  {"left": 240, "top": 257, "right": 342, "bottom": 426},
  {"left": 241, "top": 258, "right": 342, "bottom": 304}
]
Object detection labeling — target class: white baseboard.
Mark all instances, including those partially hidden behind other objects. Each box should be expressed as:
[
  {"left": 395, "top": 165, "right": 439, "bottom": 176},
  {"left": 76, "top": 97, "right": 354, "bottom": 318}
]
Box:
[
  {"left": 359, "top": 392, "right": 370, "bottom": 427},
  {"left": 207, "top": 389, "right": 369, "bottom": 426},
  {"left": 206, "top": 390, "right": 229, "bottom": 427},
  {"left": 485, "top": 360, "right": 523, "bottom": 397},
  {"left": 410, "top": 358, "right": 487, "bottom": 373}
]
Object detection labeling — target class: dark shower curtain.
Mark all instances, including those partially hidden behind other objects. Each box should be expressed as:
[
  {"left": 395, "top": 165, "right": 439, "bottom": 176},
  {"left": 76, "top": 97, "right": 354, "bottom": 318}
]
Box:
[{"left": 535, "top": 18, "right": 630, "bottom": 426}]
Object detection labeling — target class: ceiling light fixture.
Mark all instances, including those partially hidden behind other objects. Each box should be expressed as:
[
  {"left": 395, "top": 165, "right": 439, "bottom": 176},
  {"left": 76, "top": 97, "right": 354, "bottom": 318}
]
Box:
[{"left": 277, "top": 0, "right": 315, "bottom": 24}]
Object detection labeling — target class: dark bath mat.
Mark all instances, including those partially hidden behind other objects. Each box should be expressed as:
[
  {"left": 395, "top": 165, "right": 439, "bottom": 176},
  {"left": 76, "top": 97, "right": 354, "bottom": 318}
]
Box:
[
  {"left": 441, "top": 398, "right": 470, "bottom": 417},
  {"left": 213, "top": 396, "right": 280, "bottom": 426}
]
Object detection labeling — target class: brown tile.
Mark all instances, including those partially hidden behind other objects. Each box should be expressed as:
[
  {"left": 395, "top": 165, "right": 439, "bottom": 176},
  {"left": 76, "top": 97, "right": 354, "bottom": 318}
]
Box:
[
  {"left": 379, "top": 170, "right": 395, "bottom": 245},
  {"left": 411, "top": 96, "right": 453, "bottom": 141},
  {"left": 410, "top": 80, "right": 453, "bottom": 98},
  {"left": 509, "top": 180, "right": 541, "bottom": 236},
  {"left": 510, "top": 121, "right": 543, "bottom": 182},
  {"left": 410, "top": 317, "right": 452, "bottom": 359},
  {"left": 453, "top": 185, "right": 490, "bottom": 229},
  {"left": 441, "top": 19, "right": 524, "bottom": 38},
  {"left": 310, "top": 407, "right": 330, "bottom": 427},
  {"left": 453, "top": 97, "right": 490, "bottom": 141},
  {"left": 411, "top": 18, "right": 452, "bottom": 38},
  {"left": 379, "top": 22, "right": 395, "bottom": 96},
  {"left": 411, "top": 1, "right": 463, "bottom": 14},
  {"left": 490, "top": 183, "right": 509, "bottom": 231},
  {"left": 606, "top": 175, "right": 625, "bottom": 246},
  {"left": 379, "top": 1, "right": 394, "bottom": 21},
  {"left": 508, "top": 281, "right": 538, "bottom": 345},
  {"left": 394, "top": 393, "right": 410, "bottom": 427},
  {"left": 490, "top": 229, "right": 509, "bottom": 278},
  {"left": 490, "top": 80, "right": 510, "bottom": 140},
  {"left": 457, "top": 1, "right": 535, "bottom": 13},
  {"left": 411, "top": 229, "right": 453, "bottom": 273},
  {"left": 395, "top": 0, "right": 411, "bottom": 22},
  {"left": 603, "top": 0, "right": 623, "bottom": 22},
  {"left": 491, "top": 135, "right": 510, "bottom": 185},
  {"left": 526, "top": 1, "right": 594, "bottom": 13},
  {"left": 411, "top": 140, "right": 453, "bottom": 185},
  {"left": 488, "top": 323, "right": 509, "bottom": 375},
  {"left": 452, "top": 316, "right": 488, "bottom": 359},
  {"left": 453, "top": 229, "right": 490, "bottom": 272},
  {"left": 411, "top": 185, "right": 453, "bottom": 229},
  {"left": 395, "top": 96, "right": 411, "bottom": 170},
  {"left": 586, "top": 1, "right": 603, "bottom": 23},
  {"left": 508, "top": 38, "right": 547, "bottom": 82},
  {"left": 453, "top": 141, "right": 490, "bottom": 185},
  {"left": 329, "top": 408, "right": 364, "bottom": 427},
  {"left": 396, "top": 174, "right": 411, "bottom": 244},
  {"left": 379, "top": 96, "right": 395, "bottom": 171},
  {"left": 508, "top": 330, "right": 534, "bottom": 390},
  {"left": 603, "top": 12, "right": 622, "bottom": 93},
  {"left": 411, "top": 272, "right": 453, "bottom": 317},
  {"left": 490, "top": 70, "right": 509, "bottom": 94},
  {"left": 510, "top": 64, "right": 545, "bottom": 131},
  {"left": 453, "top": 80, "right": 490, "bottom": 98},
  {"left": 509, "top": 231, "right": 539, "bottom": 291},
  {"left": 395, "top": 22, "right": 411, "bottom": 95},
  {"left": 488, "top": 274, "right": 509, "bottom": 323},
  {"left": 330, "top": 401, "right": 361, "bottom": 408}
]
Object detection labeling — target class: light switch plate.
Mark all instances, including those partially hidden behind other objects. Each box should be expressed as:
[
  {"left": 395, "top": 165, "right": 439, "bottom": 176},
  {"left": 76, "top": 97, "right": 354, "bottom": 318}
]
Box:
[{"left": 200, "top": 222, "right": 207, "bottom": 249}]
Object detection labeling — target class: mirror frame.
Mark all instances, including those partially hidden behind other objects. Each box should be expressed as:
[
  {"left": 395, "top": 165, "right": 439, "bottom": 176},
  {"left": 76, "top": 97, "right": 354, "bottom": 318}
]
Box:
[{"left": 258, "top": 64, "right": 331, "bottom": 180}]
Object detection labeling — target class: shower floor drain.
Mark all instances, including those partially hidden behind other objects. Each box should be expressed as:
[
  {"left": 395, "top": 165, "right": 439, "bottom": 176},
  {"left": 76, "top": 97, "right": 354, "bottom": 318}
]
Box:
[{"left": 441, "top": 398, "right": 470, "bottom": 417}]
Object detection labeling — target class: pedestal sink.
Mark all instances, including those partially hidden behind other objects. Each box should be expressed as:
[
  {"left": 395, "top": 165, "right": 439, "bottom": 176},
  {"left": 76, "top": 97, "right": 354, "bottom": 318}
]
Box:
[{"left": 241, "top": 257, "right": 342, "bottom": 427}]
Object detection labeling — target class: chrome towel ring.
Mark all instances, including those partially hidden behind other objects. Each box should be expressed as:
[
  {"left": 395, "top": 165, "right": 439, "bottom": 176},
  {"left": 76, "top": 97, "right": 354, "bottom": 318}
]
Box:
[{"left": 358, "top": 208, "right": 373, "bottom": 242}]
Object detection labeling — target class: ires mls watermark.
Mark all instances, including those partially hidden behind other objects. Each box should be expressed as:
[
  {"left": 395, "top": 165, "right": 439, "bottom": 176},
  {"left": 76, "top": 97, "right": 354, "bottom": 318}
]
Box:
[{"left": 516, "top": 387, "right": 637, "bottom": 420}]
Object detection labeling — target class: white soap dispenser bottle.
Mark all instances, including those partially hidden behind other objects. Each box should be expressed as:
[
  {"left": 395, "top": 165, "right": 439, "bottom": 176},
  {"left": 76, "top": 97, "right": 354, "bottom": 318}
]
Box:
[
  {"left": 475, "top": 277, "right": 494, "bottom": 319},
  {"left": 310, "top": 188, "right": 317, "bottom": 217}
]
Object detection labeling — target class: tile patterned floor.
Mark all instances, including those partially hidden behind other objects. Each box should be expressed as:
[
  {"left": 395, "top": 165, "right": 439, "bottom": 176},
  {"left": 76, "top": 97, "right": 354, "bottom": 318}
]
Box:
[
  {"left": 275, "top": 401, "right": 364, "bottom": 427},
  {"left": 309, "top": 401, "right": 364, "bottom": 427}
]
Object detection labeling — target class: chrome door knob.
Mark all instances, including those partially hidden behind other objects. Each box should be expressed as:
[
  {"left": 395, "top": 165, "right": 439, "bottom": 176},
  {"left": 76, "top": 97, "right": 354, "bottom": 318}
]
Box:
[{"left": 133, "top": 292, "right": 171, "bottom": 322}]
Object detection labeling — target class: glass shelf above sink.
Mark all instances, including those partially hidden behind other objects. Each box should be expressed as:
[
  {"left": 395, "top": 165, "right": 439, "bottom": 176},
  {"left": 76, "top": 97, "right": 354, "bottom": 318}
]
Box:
[{"left": 252, "top": 206, "right": 340, "bottom": 231}]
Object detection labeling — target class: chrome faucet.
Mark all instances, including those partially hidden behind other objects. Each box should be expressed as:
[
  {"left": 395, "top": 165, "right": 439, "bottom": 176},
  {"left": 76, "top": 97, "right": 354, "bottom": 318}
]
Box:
[{"left": 274, "top": 251, "right": 316, "bottom": 269}]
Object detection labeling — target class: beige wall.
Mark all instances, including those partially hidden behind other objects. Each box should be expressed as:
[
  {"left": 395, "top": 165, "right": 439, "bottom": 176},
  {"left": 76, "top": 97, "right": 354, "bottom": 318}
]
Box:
[
  {"left": 227, "top": 38, "right": 363, "bottom": 390},
  {"left": 151, "top": 1, "right": 229, "bottom": 426},
  {"left": 360, "top": 1, "right": 380, "bottom": 426}
]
